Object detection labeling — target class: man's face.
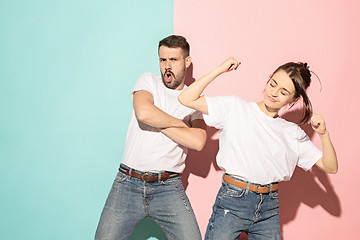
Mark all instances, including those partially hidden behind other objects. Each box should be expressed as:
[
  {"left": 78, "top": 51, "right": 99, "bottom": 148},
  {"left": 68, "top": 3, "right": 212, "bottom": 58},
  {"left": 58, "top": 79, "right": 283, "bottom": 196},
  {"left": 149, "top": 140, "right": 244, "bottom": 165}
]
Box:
[{"left": 159, "top": 46, "right": 191, "bottom": 90}]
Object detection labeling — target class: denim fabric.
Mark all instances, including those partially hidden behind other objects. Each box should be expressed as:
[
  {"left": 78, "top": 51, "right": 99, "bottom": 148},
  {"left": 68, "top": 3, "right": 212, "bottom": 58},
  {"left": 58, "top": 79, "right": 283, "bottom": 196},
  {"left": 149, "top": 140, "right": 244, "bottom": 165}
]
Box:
[
  {"left": 95, "top": 168, "right": 201, "bottom": 240},
  {"left": 205, "top": 177, "right": 281, "bottom": 240}
]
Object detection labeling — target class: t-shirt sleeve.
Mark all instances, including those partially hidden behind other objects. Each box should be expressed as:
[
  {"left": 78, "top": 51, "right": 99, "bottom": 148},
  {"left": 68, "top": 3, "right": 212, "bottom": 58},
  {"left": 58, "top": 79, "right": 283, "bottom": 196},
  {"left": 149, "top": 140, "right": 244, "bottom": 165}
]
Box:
[
  {"left": 132, "top": 73, "right": 155, "bottom": 96},
  {"left": 203, "top": 96, "right": 235, "bottom": 129},
  {"left": 189, "top": 110, "right": 203, "bottom": 122},
  {"left": 297, "top": 127, "right": 323, "bottom": 171}
]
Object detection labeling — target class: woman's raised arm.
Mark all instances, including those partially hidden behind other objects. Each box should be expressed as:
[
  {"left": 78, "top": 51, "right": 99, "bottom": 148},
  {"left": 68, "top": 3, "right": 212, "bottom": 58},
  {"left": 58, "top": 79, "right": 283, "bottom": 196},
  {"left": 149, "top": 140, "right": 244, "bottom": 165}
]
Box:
[
  {"left": 178, "top": 57, "right": 240, "bottom": 114},
  {"left": 312, "top": 113, "right": 338, "bottom": 174}
]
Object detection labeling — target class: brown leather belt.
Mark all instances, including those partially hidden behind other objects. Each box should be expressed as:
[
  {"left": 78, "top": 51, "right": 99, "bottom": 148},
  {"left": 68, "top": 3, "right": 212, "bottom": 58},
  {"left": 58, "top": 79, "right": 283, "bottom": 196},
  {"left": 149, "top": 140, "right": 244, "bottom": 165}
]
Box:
[
  {"left": 223, "top": 174, "right": 278, "bottom": 194},
  {"left": 119, "top": 167, "right": 179, "bottom": 182}
]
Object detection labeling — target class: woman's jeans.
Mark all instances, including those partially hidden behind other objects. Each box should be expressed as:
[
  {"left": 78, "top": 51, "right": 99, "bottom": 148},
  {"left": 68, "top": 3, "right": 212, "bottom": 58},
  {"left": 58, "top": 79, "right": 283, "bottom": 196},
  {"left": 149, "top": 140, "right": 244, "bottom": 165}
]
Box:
[
  {"left": 205, "top": 177, "right": 281, "bottom": 240},
  {"left": 95, "top": 167, "right": 201, "bottom": 240}
]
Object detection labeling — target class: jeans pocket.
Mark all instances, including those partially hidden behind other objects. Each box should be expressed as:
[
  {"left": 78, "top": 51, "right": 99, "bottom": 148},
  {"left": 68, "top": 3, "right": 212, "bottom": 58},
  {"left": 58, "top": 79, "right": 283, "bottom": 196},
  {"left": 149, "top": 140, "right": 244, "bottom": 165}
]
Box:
[
  {"left": 220, "top": 184, "right": 246, "bottom": 198},
  {"left": 114, "top": 172, "right": 128, "bottom": 183},
  {"left": 270, "top": 191, "right": 279, "bottom": 199},
  {"left": 162, "top": 176, "right": 181, "bottom": 186}
]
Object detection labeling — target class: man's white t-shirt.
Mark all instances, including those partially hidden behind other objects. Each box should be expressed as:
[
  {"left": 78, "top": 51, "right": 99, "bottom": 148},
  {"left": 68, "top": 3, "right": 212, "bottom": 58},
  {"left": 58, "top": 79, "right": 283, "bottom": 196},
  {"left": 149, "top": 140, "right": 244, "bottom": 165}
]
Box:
[
  {"left": 121, "top": 73, "right": 203, "bottom": 173},
  {"left": 204, "top": 96, "right": 322, "bottom": 185}
]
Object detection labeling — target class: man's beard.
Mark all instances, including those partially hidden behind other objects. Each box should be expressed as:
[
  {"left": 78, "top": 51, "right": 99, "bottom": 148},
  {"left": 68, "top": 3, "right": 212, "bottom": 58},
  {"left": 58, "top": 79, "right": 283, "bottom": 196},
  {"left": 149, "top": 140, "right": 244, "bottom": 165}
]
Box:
[{"left": 161, "top": 70, "right": 184, "bottom": 90}]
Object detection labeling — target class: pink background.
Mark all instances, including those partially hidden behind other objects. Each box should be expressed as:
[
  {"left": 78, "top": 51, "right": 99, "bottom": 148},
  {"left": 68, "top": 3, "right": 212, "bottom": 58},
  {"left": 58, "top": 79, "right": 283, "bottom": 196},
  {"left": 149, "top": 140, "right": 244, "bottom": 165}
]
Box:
[{"left": 175, "top": 0, "right": 360, "bottom": 239}]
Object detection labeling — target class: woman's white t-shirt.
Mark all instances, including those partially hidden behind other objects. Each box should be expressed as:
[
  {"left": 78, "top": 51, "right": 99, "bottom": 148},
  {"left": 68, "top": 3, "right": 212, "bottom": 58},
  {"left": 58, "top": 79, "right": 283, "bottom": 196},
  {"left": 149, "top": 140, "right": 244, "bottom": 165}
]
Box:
[{"left": 204, "top": 96, "right": 322, "bottom": 185}]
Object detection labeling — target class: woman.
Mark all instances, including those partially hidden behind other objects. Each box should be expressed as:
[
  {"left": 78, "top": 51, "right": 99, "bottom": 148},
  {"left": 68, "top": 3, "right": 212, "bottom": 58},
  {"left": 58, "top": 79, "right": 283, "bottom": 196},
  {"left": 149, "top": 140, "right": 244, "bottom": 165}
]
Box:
[{"left": 178, "top": 57, "right": 338, "bottom": 240}]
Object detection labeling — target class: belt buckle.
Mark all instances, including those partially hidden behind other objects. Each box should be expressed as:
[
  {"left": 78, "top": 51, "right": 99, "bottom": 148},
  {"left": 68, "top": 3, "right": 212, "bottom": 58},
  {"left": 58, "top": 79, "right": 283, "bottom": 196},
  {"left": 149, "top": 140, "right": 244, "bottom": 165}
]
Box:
[
  {"left": 141, "top": 173, "right": 152, "bottom": 182},
  {"left": 255, "top": 185, "right": 270, "bottom": 193},
  {"left": 255, "top": 185, "right": 260, "bottom": 193}
]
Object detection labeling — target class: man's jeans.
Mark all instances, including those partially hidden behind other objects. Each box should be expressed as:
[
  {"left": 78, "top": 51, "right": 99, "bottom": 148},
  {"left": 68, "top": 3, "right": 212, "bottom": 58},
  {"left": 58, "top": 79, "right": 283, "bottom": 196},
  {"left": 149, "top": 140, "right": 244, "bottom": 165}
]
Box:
[
  {"left": 95, "top": 166, "right": 201, "bottom": 240},
  {"left": 205, "top": 177, "right": 281, "bottom": 240}
]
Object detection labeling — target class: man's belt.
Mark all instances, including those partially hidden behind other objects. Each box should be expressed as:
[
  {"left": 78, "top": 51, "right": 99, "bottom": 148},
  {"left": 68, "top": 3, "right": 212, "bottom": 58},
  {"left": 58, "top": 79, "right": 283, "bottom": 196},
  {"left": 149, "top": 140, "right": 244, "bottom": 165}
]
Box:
[{"left": 119, "top": 167, "right": 179, "bottom": 182}]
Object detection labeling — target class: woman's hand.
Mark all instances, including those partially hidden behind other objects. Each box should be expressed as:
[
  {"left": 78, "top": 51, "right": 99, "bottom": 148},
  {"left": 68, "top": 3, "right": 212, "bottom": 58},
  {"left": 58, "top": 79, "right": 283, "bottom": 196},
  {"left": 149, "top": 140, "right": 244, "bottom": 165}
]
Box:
[
  {"left": 218, "top": 57, "right": 241, "bottom": 74},
  {"left": 309, "top": 113, "right": 327, "bottom": 135}
]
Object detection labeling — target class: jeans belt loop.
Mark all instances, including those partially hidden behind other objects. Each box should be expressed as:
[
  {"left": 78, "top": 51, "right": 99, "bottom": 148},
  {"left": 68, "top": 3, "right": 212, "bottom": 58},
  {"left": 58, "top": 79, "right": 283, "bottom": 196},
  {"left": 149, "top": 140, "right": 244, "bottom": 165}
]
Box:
[
  {"left": 270, "top": 184, "right": 273, "bottom": 193},
  {"left": 128, "top": 169, "right": 132, "bottom": 179},
  {"left": 158, "top": 173, "right": 161, "bottom": 182},
  {"left": 245, "top": 182, "right": 251, "bottom": 195}
]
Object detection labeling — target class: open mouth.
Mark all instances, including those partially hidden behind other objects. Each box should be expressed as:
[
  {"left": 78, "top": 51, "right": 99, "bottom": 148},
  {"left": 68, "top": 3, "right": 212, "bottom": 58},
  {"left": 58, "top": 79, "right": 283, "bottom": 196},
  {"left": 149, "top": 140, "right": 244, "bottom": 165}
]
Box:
[{"left": 164, "top": 71, "right": 174, "bottom": 83}]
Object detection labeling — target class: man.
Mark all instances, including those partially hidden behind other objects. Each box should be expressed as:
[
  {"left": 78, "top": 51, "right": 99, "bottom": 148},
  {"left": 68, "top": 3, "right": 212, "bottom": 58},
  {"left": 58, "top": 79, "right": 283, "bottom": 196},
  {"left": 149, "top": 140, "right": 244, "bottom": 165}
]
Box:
[{"left": 95, "top": 35, "right": 207, "bottom": 240}]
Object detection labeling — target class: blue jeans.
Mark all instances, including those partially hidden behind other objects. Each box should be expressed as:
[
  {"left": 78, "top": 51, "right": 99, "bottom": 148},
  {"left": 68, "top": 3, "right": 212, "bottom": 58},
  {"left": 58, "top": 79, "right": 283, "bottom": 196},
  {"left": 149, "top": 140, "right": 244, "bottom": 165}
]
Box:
[
  {"left": 205, "top": 176, "right": 281, "bottom": 240},
  {"left": 95, "top": 165, "right": 201, "bottom": 240}
]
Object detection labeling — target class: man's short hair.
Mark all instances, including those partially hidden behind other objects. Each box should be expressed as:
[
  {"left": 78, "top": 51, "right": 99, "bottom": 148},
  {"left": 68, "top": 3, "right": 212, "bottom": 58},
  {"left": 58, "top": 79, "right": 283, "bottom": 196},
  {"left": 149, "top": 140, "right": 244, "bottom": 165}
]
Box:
[{"left": 158, "top": 35, "right": 190, "bottom": 57}]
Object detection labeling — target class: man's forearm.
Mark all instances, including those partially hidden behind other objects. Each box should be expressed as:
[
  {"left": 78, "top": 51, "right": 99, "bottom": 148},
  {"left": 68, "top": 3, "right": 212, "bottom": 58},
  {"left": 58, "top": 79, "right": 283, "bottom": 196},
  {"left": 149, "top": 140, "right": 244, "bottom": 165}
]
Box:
[
  {"left": 161, "top": 126, "right": 206, "bottom": 151},
  {"left": 161, "top": 119, "right": 207, "bottom": 151},
  {"left": 135, "top": 103, "right": 188, "bottom": 129}
]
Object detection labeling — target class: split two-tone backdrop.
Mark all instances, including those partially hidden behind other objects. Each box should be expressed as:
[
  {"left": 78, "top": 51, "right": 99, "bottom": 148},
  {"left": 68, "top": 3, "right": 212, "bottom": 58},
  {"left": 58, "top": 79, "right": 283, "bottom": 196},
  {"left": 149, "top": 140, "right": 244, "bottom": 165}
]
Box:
[{"left": 1, "top": 0, "right": 359, "bottom": 239}]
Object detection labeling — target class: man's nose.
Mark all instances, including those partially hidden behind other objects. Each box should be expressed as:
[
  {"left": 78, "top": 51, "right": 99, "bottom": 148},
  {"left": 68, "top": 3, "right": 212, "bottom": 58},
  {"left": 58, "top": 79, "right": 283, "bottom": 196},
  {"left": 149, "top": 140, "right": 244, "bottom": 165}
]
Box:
[{"left": 165, "top": 61, "right": 172, "bottom": 70}]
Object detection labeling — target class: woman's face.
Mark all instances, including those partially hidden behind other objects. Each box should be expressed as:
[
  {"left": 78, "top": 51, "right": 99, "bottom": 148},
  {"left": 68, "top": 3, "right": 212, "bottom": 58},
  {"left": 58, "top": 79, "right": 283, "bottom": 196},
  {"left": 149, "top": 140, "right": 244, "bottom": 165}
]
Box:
[{"left": 263, "top": 70, "right": 297, "bottom": 111}]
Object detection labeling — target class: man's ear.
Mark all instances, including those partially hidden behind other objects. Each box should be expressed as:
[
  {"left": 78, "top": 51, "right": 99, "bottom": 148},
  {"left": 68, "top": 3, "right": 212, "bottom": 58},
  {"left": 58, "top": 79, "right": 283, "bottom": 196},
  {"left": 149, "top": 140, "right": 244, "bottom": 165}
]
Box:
[{"left": 185, "top": 56, "right": 192, "bottom": 68}]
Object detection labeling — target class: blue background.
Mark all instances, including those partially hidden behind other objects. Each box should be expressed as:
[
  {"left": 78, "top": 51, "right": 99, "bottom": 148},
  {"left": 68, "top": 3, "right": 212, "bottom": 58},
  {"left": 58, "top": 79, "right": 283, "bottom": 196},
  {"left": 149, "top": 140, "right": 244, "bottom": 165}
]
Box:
[{"left": 0, "top": 1, "right": 172, "bottom": 239}]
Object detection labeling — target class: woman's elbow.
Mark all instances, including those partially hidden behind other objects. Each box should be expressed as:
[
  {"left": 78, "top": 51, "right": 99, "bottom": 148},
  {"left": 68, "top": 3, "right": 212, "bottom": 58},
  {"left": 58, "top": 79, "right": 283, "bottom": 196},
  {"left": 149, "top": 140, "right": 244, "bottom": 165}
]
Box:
[
  {"left": 327, "top": 167, "right": 338, "bottom": 174},
  {"left": 322, "top": 164, "right": 338, "bottom": 174},
  {"left": 178, "top": 95, "right": 187, "bottom": 106},
  {"left": 178, "top": 95, "right": 194, "bottom": 108}
]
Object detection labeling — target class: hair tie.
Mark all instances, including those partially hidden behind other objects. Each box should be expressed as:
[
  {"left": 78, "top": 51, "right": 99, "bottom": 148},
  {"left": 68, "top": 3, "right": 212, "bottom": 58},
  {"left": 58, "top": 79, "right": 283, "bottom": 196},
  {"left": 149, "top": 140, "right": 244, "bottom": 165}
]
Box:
[
  {"left": 302, "top": 62, "right": 311, "bottom": 78},
  {"left": 310, "top": 70, "right": 322, "bottom": 92}
]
